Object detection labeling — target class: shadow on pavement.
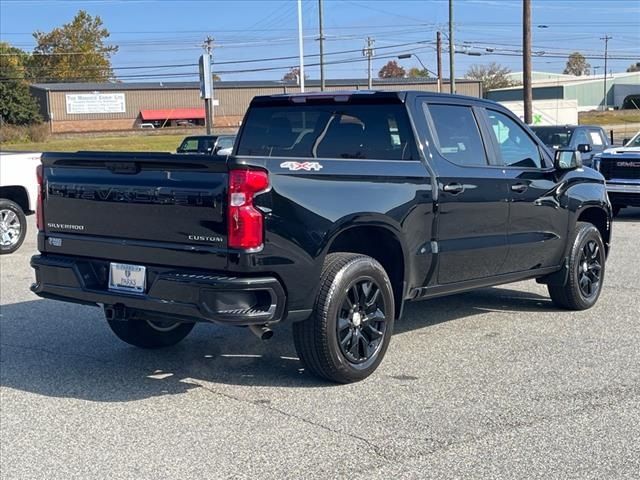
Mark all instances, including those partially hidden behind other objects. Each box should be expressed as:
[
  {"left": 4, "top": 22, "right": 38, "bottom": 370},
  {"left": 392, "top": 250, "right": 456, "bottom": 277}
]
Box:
[{"left": 1, "top": 285, "right": 557, "bottom": 402}]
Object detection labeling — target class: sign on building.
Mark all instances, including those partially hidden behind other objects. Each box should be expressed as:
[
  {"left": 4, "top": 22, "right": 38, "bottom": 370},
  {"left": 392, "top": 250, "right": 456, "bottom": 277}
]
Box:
[{"left": 65, "top": 93, "right": 126, "bottom": 114}]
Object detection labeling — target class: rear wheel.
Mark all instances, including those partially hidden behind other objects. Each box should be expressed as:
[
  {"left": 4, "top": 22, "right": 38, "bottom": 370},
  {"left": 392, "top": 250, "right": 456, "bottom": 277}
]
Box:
[
  {"left": 0, "top": 199, "right": 27, "bottom": 255},
  {"left": 548, "top": 222, "right": 605, "bottom": 310},
  {"left": 293, "top": 253, "right": 395, "bottom": 383},
  {"left": 107, "top": 318, "right": 195, "bottom": 349}
]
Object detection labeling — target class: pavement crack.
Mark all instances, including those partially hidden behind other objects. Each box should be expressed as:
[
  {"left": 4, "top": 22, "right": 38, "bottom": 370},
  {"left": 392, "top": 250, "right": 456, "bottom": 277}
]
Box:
[{"left": 190, "top": 380, "right": 392, "bottom": 461}]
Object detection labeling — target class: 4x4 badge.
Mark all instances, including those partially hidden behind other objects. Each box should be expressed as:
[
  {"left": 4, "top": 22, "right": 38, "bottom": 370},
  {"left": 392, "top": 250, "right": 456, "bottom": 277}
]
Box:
[{"left": 280, "top": 161, "right": 323, "bottom": 171}]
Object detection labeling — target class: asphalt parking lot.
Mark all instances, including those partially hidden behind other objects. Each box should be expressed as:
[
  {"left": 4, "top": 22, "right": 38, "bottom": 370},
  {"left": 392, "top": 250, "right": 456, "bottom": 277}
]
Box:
[{"left": 1, "top": 212, "right": 639, "bottom": 480}]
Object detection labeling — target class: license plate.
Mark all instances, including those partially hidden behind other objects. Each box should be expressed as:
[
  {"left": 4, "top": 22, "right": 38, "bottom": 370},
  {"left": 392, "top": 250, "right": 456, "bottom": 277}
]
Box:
[{"left": 108, "top": 262, "right": 146, "bottom": 294}]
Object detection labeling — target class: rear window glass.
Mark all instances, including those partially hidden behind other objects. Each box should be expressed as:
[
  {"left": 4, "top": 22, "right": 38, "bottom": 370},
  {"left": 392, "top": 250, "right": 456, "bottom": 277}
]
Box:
[{"left": 236, "top": 103, "right": 417, "bottom": 160}]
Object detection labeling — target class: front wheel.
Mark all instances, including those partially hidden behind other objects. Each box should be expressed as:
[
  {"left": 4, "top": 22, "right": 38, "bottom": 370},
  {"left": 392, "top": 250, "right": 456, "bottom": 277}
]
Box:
[
  {"left": 293, "top": 253, "right": 395, "bottom": 383},
  {"left": 0, "top": 199, "right": 27, "bottom": 255},
  {"left": 548, "top": 222, "right": 606, "bottom": 310},
  {"left": 107, "top": 318, "right": 195, "bottom": 349}
]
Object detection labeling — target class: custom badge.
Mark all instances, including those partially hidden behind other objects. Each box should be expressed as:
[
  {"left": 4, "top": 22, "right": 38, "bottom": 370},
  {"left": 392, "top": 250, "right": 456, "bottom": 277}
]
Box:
[{"left": 280, "top": 161, "right": 323, "bottom": 171}]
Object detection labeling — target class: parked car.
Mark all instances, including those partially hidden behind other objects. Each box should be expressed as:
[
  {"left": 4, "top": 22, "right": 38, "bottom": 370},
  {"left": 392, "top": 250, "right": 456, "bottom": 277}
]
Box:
[
  {"left": 31, "top": 91, "right": 612, "bottom": 383},
  {"left": 176, "top": 135, "right": 236, "bottom": 155},
  {"left": 593, "top": 131, "right": 640, "bottom": 216},
  {"left": 0, "top": 151, "right": 41, "bottom": 254},
  {"left": 530, "top": 125, "right": 609, "bottom": 167},
  {"left": 139, "top": 123, "right": 155, "bottom": 129}
]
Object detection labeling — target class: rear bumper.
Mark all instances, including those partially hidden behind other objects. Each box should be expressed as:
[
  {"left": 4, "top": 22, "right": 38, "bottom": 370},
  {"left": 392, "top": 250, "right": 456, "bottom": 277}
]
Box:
[{"left": 30, "top": 254, "right": 287, "bottom": 326}]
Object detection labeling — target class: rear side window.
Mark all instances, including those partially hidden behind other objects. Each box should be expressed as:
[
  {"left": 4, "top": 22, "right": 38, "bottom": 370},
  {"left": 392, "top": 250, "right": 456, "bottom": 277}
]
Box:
[
  {"left": 427, "top": 104, "right": 488, "bottom": 166},
  {"left": 236, "top": 103, "right": 417, "bottom": 160},
  {"left": 179, "top": 138, "right": 199, "bottom": 152}
]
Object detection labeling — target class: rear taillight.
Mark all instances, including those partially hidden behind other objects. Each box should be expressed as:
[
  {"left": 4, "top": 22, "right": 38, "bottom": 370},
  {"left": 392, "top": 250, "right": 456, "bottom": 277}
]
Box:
[
  {"left": 36, "top": 164, "right": 44, "bottom": 231},
  {"left": 228, "top": 169, "right": 269, "bottom": 249}
]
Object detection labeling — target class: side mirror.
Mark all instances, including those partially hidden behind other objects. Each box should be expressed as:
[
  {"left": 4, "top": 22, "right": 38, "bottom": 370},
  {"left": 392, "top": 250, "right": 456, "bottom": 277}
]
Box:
[
  {"left": 623, "top": 138, "right": 630, "bottom": 145},
  {"left": 555, "top": 149, "right": 583, "bottom": 170},
  {"left": 577, "top": 143, "right": 592, "bottom": 153}
]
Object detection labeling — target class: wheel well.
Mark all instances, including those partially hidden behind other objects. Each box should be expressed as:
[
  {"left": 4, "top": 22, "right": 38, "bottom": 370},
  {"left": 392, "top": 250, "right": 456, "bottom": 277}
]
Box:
[
  {"left": 578, "top": 207, "right": 610, "bottom": 253},
  {"left": 328, "top": 226, "right": 405, "bottom": 318},
  {"left": 0, "top": 186, "right": 30, "bottom": 214}
]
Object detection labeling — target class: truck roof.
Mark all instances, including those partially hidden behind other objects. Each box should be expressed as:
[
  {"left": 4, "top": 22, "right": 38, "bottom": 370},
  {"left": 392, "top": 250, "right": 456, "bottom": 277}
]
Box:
[{"left": 250, "top": 90, "right": 499, "bottom": 108}]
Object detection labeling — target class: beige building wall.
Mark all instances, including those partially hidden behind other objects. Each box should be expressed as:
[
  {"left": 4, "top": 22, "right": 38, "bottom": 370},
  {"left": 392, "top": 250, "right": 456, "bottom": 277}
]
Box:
[{"left": 38, "top": 81, "right": 482, "bottom": 133}]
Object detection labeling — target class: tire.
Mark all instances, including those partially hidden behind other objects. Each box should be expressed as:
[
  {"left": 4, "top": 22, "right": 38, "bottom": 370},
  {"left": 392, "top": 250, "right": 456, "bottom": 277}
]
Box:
[
  {"left": 293, "top": 253, "right": 395, "bottom": 383},
  {"left": 107, "top": 318, "right": 195, "bottom": 349},
  {"left": 612, "top": 204, "right": 623, "bottom": 217},
  {"left": 0, "top": 199, "right": 27, "bottom": 255},
  {"left": 548, "top": 222, "right": 605, "bottom": 310}
]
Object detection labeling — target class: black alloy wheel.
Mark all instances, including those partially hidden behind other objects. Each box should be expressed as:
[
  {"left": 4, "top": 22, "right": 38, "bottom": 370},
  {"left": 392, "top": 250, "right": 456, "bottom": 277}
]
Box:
[
  {"left": 337, "top": 278, "right": 387, "bottom": 366},
  {"left": 577, "top": 239, "right": 602, "bottom": 299}
]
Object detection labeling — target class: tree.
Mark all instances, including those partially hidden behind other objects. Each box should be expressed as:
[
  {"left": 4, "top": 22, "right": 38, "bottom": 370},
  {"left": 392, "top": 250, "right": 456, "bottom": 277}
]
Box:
[
  {"left": 0, "top": 42, "right": 41, "bottom": 125},
  {"left": 282, "top": 67, "right": 308, "bottom": 82},
  {"left": 31, "top": 10, "right": 118, "bottom": 82},
  {"left": 378, "top": 60, "right": 405, "bottom": 78},
  {"left": 563, "top": 52, "right": 590, "bottom": 76},
  {"left": 627, "top": 62, "right": 640, "bottom": 72},
  {"left": 407, "top": 67, "right": 429, "bottom": 78},
  {"left": 464, "top": 62, "right": 515, "bottom": 91}
]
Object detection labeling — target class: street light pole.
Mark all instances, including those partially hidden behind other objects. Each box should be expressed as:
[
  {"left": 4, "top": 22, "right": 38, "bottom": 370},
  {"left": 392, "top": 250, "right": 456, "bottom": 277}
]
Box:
[
  {"left": 448, "top": 0, "right": 455, "bottom": 93},
  {"left": 523, "top": 0, "right": 533, "bottom": 124},
  {"left": 318, "top": 0, "right": 325, "bottom": 91},
  {"left": 601, "top": 34, "right": 612, "bottom": 110},
  {"left": 297, "top": 0, "right": 305, "bottom": 92}
]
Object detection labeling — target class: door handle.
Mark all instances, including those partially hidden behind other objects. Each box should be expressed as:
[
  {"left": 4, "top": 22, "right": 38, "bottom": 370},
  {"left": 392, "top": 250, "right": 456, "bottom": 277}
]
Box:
[
  {"left": 443, "top": 183, "right": 465, "bottom": 194},
  {"left": 511, "top": 183, "right": 528, "bottom": 193}
]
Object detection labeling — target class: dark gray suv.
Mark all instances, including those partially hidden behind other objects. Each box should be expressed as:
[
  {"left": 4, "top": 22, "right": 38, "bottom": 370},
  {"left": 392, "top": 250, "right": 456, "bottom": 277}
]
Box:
[{"left": 531, "top": 125, "right": 609, "bottom": 167}]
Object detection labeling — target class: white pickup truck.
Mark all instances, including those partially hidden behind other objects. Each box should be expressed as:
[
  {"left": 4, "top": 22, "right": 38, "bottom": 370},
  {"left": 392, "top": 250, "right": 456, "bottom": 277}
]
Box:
[{"left": 0, "top": 151, "right": 41, "bottom": 254}]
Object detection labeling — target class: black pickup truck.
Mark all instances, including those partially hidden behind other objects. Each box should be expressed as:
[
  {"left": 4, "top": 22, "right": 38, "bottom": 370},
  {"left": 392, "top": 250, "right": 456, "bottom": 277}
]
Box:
[{"left": 31, "top": 91, "right": 612, "bottom": 383}]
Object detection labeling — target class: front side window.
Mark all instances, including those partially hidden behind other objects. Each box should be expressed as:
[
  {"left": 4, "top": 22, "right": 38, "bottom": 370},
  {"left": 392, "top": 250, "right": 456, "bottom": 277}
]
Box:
[
  {"left": 236, "top": 103, "right": 417, "bottom": 160},
  {"left": 589, "top": 129, "right": 605, "bottom": 146},
  {"left": 572, "top": 129, "right": 590, "bottom": 147},
  {"left": 486, "top": 110, "right": 542, "bottom": 168},
  {"left": 426, "top": 104, "right": 488, "bottom": 166},
  {"left": 216, "top": 137, "right": 234, "bottom": 150}
]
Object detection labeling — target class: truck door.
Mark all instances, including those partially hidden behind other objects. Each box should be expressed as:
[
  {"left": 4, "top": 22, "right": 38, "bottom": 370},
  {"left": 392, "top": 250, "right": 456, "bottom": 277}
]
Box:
[
  {"left": 422, "top": 101, "right": 511, "bottom": 284},
  {"left": 480, "top": 108, "right": 568, "bottom": 273}
]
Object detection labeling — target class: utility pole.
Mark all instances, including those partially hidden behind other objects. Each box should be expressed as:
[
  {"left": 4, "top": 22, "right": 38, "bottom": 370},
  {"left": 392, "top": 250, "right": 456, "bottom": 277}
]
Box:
[
  {"left": 601, "top": 34, "right": 612, "bottom": 110},
  {"left": 448, "top": 0, "right": 455, "bottom": 94},
  {"left": 201, "top": 36, "right": 214, "bottom": 134},
  {"left": 523, "top": 0, "right": 532, "bottom": 124},
  {"left": 297, "top": 0, "right": 305, "bottom": 92},
  {"left": 363, "top": 37, "right": 375, "bottom": 89},
  {"left": 318, "top": 0, "right": 325, "bottom": 91},
  {"left": 436, "top": 31, "right": 443, "bottom": 93}
]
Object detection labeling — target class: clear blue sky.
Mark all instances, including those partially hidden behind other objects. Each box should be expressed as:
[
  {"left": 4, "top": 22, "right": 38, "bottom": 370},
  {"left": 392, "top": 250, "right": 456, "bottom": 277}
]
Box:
[{"left": 1, "top": 0, "right": 638, "bottom": 82}]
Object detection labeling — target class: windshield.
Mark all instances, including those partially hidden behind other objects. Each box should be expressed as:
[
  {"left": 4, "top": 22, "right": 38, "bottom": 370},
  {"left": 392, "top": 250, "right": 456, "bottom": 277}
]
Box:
[
  {"left": 530, "top": 127, "right": 573, "bottom": 148},
  {"left": 236, "top": 103, "right": 418, "bottom": 160},
  {"left": 625, "top": 132, "right": 640, "bottom": 147}
]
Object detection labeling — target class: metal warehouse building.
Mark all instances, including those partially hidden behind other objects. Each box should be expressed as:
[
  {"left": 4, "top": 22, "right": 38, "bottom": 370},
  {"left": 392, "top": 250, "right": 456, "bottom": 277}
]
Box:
[
  {"left": 487, "top": 72, "right": 640, "bottom": 111},
  {"left": 29, "top": 78, "right": 482, "bottom": 134}
]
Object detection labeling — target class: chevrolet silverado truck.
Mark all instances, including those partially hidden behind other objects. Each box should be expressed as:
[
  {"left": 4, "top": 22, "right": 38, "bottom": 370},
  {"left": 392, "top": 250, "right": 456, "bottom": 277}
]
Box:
[
  {"left": 593, "top": 135, "right": 640, "bottom": 216},
  {"left": 31, "top": 92, "right": 612, "bottom": 383}
]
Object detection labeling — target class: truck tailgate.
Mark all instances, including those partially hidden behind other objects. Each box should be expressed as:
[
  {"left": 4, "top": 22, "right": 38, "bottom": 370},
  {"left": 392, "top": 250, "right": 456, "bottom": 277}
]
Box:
[{"left": 40, "top": 152, "right": 228, "bottom": 270}]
